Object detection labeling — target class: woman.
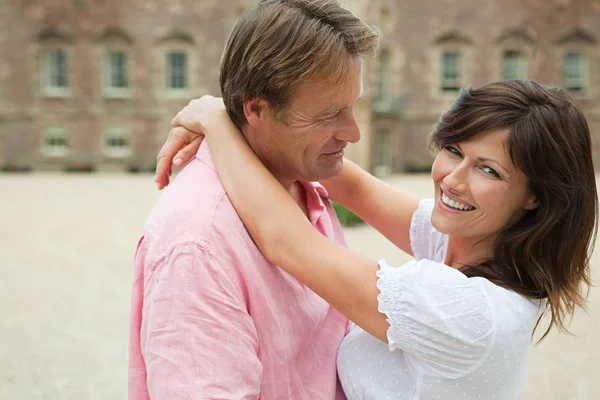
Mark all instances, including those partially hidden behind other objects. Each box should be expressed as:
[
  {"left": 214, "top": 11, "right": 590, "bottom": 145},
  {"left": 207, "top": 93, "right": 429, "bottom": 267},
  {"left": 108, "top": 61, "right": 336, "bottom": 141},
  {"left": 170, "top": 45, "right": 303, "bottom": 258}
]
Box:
[{"left": 155, "top": 80, "right": 597, "bottom": 399}]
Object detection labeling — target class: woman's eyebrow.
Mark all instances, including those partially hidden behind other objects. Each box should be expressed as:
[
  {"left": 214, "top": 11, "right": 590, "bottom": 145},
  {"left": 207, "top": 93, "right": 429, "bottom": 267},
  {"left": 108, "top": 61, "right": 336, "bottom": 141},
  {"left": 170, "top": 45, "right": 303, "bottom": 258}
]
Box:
[{"left": 478, "top": 156, "right": 510, "bottom": 174}]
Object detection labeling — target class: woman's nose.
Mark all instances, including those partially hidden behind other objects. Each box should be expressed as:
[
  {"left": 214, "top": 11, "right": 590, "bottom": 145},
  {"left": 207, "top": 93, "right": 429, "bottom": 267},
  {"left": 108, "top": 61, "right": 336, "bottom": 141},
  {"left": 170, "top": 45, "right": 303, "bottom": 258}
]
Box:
[{"left": 443, "top": 167, "right": 468, "bottom": 194}]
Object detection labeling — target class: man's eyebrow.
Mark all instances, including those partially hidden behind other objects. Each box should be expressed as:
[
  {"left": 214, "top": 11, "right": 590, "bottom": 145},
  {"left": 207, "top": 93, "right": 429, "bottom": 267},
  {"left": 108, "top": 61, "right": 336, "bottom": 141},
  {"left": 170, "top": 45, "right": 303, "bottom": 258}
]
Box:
[
  {"left": 314, "top": 105, "right": 345, "bottom": 118},
  {"left": 315, "top": 94, "right": 363, "bottom": 117}
]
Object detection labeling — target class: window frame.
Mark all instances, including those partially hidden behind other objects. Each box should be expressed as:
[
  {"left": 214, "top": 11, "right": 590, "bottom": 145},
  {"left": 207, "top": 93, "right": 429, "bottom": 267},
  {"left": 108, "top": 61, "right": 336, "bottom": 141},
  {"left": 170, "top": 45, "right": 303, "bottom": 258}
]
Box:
[
  {"left": 103, "top": 126, "right": 132, "bottom": 158},
  {"left": 43, "top": 49, "right": 70, "bottom": 98},
  {"left": 440, "top": 50, "right": 463, "bottom": 92},
  {"left": 502, "top": 50, "right": 527, "bottom": 81},
  {"left": 563, "top": 50, "right": 589, "bottom": 94},
  {"left": 373, "top": 129, "right": 392, "bottom": 177},
  {"left": 158, "top": 33, "right": 196, "bottom": 99},
  {"left": 104, "top": 50, "right": 131, "bottom": 98},
  {"left": 376, "top": 48, "right": 391, "bottom": 105},
  {"left": 43, "top": 126, "right": 69, "bottom": 157},
  {"left": 166, "top": 51, "right": 188, "bottom": 90}
]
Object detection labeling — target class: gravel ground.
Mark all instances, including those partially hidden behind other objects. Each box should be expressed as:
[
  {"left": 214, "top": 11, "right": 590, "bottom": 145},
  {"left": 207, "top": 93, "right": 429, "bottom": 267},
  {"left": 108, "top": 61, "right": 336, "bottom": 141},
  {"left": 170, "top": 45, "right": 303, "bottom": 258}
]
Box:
[{"left": 1, "top": 173, "right": 597, "bottom": 399}]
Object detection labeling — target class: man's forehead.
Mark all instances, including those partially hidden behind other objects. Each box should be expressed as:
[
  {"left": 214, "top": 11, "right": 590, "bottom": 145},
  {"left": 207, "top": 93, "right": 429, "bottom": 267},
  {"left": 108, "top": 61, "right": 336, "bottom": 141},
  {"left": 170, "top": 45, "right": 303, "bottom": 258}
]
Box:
[{"left": 293, "top": 66, "right": 362, "bottom": 107}]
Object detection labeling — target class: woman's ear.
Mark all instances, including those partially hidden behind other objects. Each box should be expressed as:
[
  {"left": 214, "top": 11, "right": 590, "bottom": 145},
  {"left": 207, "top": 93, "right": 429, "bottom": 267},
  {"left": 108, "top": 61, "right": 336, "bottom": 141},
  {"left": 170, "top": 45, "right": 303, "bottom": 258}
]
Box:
[
  {"left": 243, "top": 98, "right": 267, "bottom": 129},
  {"left": 523, "top": 194, "right": 540, "bottom": 211}
]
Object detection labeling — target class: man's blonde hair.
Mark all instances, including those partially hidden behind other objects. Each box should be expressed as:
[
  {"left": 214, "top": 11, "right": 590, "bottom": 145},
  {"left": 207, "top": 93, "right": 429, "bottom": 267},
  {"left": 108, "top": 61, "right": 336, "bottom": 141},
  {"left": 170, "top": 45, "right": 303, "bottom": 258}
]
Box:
[{"left": 220, "top": 0, "right": 381, "bottom": 127}]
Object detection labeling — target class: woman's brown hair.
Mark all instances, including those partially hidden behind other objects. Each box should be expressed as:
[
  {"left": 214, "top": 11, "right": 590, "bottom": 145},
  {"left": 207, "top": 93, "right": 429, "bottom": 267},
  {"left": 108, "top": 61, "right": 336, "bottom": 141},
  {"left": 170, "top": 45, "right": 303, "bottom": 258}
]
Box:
[{"left": 430, "top": 79, "right": 598, "bottom": 341}]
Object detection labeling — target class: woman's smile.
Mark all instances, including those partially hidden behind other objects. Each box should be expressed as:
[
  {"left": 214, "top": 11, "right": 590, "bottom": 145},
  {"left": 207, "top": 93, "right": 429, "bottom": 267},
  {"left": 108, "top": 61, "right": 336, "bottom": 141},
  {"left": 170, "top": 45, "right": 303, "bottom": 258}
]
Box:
[{"left": 439, "top": 189, "right": 476, "bottom": 212}]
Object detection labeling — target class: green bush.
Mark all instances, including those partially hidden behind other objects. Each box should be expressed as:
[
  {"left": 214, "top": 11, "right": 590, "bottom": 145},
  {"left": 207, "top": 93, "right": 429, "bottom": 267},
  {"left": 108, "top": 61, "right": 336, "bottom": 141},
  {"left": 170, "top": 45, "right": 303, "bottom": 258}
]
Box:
[
  {"left": 1, "top": 164, "right": 32, "bottom": 173},
  {"left": 404, "top": 163, "right": 432, "bottom": 173},
  {"left": 128, "top": 164, "right": 157, "bottom": 174},
  {"left": 64, "top": 164, "right": 95, "bottom": 173},
  {"left": 332, "top": 202, "right": 364, "bottom": 226}
]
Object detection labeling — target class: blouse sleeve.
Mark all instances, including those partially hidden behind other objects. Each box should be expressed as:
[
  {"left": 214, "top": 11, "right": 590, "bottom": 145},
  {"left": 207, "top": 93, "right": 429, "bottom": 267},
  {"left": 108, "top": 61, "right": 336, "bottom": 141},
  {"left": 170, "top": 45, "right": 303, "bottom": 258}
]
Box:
[
  {"left": 376, "top": 259, "right": 496, "bottom": 379},
  {"left": 409, "top": 199, "right": 448, "bottom": 262}
]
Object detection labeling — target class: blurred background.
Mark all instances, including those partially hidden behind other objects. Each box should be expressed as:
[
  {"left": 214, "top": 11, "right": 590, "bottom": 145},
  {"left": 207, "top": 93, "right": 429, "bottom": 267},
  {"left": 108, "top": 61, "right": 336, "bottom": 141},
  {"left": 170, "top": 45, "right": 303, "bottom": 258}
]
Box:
[{"left": 1, "top": 0, "right": 599, "bottom": 399}]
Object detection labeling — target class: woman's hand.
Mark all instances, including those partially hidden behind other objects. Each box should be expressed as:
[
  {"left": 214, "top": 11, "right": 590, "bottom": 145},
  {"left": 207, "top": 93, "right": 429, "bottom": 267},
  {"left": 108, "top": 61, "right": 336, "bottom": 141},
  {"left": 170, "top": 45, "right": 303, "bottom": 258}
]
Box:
[
  {"left": 155, "top": 126, "right": 202, "bottom": 189},
  {"left": 155, "top": 96, "right": 227, "bottom": 189}
]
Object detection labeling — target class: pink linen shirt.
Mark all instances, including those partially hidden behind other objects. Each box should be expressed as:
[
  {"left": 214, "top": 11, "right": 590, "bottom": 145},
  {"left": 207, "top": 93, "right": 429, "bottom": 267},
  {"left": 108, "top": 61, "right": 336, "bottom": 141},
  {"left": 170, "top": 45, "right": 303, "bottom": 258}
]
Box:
[{"left": 128, "top": 141, "right": 349, "bottom": 399}]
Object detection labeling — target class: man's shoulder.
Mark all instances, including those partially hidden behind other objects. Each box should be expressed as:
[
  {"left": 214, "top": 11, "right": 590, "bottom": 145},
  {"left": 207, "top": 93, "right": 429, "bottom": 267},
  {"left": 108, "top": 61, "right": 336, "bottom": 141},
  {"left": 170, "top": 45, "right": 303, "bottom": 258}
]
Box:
[
  {"left": 143, "top": 158, "right": 247, "bottom": 248},
  {"left": 156, "top": 158, "right": 225, "bottom": 217}
]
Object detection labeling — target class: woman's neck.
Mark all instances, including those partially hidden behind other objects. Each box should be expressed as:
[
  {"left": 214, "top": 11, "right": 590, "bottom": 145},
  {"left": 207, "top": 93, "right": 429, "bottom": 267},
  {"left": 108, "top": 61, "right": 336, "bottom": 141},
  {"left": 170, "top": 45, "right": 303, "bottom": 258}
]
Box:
[{"left": 444, "top": 235, "right": 495, "bottom": 269}]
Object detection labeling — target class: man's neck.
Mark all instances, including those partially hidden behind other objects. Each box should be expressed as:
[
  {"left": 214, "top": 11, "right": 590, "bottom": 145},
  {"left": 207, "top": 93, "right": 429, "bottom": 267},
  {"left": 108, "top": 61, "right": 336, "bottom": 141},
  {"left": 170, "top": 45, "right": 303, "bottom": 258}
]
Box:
[
  {"left": 242, "top": 128, "right": 309, "bottom": 218},
  {"left": 264, "top": 172, "right": 309, "bottom": 219}
]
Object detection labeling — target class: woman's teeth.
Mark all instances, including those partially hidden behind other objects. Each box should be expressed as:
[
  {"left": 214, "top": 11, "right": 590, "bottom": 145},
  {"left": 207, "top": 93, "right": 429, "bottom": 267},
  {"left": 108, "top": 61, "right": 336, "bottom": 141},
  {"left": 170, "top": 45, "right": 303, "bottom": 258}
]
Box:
[{"left": 442, "top": 192, "right": 475, "bottom": 211}]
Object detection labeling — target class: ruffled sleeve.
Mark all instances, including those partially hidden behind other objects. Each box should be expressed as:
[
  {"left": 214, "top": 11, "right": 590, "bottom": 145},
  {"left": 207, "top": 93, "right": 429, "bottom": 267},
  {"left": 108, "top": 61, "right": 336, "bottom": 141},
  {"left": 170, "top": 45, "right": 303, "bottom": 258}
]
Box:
[{"left": 376, "top": 259, "right": 496, "bottom": 379}]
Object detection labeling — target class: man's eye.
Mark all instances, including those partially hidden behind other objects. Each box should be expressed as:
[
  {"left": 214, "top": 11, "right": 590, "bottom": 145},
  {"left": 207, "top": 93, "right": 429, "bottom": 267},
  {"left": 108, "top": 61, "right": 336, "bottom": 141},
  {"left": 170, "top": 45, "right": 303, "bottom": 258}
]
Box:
[{"left": 321, "top": 113, "right": 339, "bottom": 123}]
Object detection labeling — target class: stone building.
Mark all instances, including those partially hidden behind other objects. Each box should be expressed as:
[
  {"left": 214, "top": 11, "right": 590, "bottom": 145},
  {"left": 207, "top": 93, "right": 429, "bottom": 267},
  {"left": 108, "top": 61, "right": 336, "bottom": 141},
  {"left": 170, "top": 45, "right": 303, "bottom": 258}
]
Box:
[
  {"left": 355, "top": 0, "right": 600, "bottom": 174},
  {"left": 1, "top": 0, "right": 600, "bottom": 173}
]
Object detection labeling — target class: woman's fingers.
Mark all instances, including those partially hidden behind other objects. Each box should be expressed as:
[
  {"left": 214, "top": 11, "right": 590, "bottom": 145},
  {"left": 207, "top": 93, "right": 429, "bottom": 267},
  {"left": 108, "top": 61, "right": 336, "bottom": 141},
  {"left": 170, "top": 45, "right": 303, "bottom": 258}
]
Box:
[
  {"left": 155, "top": 127, "right": 204, "bottom": 189},
  {"left": 155, "top": 127, "right": 196, "bottom": 188},
  {"left": 155, "top": 129, "right": 183, "bottom": 188},
  {"left": 174, "top": 136, "right": 204, "bottom": 167}
]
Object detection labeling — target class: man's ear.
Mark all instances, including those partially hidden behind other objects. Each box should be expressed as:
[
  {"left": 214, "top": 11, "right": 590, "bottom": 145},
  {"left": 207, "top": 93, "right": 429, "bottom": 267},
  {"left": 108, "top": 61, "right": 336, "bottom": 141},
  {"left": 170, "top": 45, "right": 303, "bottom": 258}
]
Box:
[
  {"left": 243, "top": 98, "right": 268, "bottom": 129},
  {"left": 523, "top": 194, "right": 539, "bottom": 211}
]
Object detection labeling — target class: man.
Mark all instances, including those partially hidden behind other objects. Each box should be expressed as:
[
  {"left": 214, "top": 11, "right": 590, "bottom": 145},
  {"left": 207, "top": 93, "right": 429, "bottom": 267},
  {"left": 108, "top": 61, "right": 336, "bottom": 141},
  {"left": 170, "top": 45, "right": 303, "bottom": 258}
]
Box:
[{"left": 128, "top": 0, "right": 380, "bottom": 398}]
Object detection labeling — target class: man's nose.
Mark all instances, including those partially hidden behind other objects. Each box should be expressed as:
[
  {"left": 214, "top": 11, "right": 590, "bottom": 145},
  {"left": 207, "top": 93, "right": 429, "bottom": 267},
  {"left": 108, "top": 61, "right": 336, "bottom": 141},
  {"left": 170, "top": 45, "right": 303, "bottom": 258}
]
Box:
[{"left": 337, "top": 115, "right": 361, "bottom": 143}]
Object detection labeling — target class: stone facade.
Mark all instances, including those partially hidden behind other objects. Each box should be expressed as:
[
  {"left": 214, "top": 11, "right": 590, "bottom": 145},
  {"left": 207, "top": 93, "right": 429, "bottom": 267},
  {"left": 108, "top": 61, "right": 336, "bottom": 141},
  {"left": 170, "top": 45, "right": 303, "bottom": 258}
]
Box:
[
  {"left": 1, "top": 0, "right": 600, "bottom": 173},
  {"left": 358, "top": 0, "right": 600, "bottom": 174}
]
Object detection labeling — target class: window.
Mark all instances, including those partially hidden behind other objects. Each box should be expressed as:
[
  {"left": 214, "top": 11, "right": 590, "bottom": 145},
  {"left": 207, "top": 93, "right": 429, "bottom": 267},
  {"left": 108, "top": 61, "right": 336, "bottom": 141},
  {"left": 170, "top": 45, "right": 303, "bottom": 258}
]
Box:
[
  {"left": 46, "top": 50, "right": 68, "bottom": 90},
  {"left": 44, "top": 127, "right": 68, "bottom": 157},
  {"left": 373, "top": 130, "right": 391, "bottom": 176},
  {"left": 104, "top": 127, "right": 130, "bottom": 157},
  {"left": 166, "top": 52, "right": 188, "bottom": 89},
  {"left": 563, "top": 51, "right": 587, "bottom": 93},
  {"left": 376, "top": 50, "right": 391, "bottom": 104},
  {"left": 441, "top": 51, "right": 462, "bottom": 91},
  {"left": 106, "top": 51, "right": 128, "bottom": 89},
  {"left": 503, "top": 50, "right": 526, "bottom": 80}
]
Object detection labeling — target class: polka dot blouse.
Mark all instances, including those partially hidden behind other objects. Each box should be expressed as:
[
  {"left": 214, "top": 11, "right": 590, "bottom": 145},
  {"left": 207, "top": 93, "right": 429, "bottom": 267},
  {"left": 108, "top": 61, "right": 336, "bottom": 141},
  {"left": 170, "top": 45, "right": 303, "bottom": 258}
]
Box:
[{"left": 337, "top": 199, "right": 545, "bottom": 400}]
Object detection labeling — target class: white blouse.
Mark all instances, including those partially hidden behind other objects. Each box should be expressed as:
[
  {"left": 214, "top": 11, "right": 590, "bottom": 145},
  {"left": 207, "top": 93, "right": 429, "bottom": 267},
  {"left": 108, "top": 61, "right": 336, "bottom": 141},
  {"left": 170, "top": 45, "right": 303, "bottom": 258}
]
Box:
[{"left": 337, "top": 199, "right": 545, "bottom": 400}]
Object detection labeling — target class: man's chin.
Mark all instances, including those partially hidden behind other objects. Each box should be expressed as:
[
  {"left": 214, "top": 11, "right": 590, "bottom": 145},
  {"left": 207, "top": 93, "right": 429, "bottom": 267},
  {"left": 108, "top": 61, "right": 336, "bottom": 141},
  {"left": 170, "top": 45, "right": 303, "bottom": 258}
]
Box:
[{"left": 306, "top": 163, "right": 343, "bottom": 182}]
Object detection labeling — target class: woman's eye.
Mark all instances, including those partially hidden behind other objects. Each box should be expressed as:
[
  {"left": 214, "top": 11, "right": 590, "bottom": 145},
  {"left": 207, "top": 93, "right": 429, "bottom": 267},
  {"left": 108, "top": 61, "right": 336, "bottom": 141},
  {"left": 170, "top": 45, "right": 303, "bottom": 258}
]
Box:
[
  {"left": 483, "top": 166, "right": 500, "bottom": 178},
  {"left": 445, "top": 146, "right": 461, "bottom": 157}
]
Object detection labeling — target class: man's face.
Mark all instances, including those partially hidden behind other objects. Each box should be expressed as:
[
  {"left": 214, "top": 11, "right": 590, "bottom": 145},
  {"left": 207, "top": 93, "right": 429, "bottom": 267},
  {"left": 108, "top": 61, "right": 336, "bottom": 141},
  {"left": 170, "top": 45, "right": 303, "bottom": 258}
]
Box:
[{"left": 251, "top": 60, "right": 363, "bottom": 185}]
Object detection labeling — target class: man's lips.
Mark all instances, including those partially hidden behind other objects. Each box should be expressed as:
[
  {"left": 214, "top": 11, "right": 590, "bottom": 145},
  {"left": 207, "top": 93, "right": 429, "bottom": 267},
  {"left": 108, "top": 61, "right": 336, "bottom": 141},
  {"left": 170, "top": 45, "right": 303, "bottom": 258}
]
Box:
[{"left": 324, "top": 145, "right": 347, "bottom": 155}]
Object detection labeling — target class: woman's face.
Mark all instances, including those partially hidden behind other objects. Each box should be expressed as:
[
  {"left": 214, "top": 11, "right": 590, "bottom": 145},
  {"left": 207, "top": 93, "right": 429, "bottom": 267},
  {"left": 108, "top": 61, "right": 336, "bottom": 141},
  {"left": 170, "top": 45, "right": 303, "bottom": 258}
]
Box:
[{"left": 430, "top": 129, "right": 538, "bottom": 244}]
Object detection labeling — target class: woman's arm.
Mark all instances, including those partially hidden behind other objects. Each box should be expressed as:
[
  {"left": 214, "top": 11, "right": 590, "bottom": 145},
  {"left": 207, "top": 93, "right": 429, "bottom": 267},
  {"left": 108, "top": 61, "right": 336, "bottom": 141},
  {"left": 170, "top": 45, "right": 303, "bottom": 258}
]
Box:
[
  {"left": 321, "top": 159, "right": 420, "bottom": 255},
  {"left": 172, "top": 96, "right": 390, "bottom": 342}
]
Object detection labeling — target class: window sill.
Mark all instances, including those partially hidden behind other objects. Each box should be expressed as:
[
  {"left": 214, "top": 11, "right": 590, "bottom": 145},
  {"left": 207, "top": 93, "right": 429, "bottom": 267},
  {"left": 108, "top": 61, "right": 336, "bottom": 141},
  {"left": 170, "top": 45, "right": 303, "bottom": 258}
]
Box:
[
  {"left": 104, "top": 89, "right": 131, "bottom": 99},
  {"left": 43, "top": 88, "right": 71, "bottom": 98},
  {"left": 434, "top": 89, "right": 462, "bottom": 100},
  {"left": 43, "top": 149, "right": 69, "bottom": 158},
  {"left": 565, "top": 87, "right": 588, "bottom": 94},
  {"left": 103, "top": 149, "right": 132, "bottom": 158},
  {"left": 164, "top": 89, "right": 190, "bottom": 99}
]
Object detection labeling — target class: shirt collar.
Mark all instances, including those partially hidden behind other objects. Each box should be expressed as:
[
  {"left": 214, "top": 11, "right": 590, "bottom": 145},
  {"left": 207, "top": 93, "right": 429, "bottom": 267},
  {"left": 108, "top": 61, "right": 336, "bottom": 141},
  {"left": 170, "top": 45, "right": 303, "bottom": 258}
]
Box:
[{"left": 299, "top": 180, "right": 329, "bottom": 225}]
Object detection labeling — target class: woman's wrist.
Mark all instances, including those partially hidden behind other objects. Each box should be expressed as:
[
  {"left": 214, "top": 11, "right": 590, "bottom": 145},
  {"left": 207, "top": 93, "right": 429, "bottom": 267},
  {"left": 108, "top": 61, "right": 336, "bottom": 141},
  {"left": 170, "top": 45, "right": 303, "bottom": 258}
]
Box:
[{"left": 201, "top": 108, "right": 235, "bottom": 137}]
